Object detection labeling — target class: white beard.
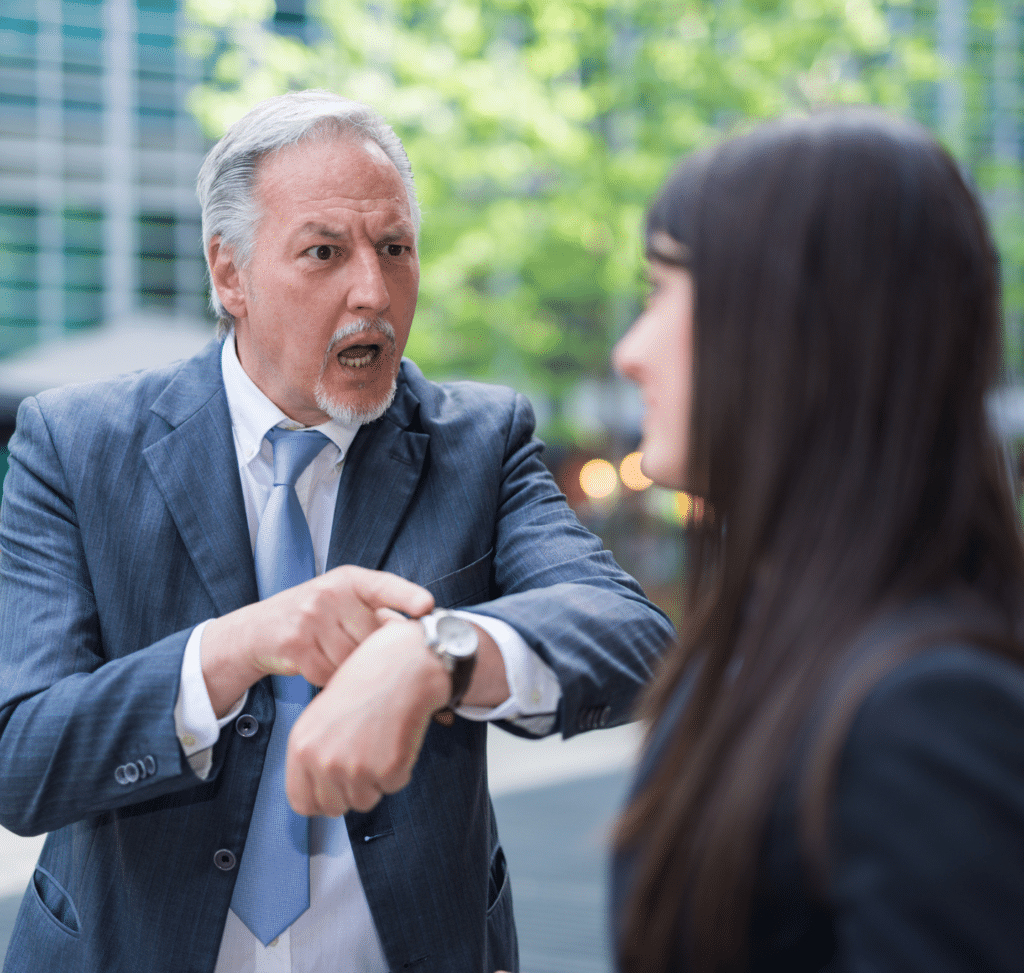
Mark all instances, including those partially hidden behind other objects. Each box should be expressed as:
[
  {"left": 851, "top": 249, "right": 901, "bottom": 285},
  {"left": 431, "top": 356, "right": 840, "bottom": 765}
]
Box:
[{"left": 315, "top": 380, "right": 397, "bottom": 426}]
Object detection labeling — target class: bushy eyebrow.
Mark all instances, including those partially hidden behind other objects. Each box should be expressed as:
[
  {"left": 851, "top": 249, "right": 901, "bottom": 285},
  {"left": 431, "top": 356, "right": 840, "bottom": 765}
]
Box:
[{"left": 377, "top": 225, "right": 417, "bottom": 243}]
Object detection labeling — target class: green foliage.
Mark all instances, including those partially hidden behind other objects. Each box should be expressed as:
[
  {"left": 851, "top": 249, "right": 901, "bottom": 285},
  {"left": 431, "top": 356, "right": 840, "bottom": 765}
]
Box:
[{"left": 182, "top": 0, "right": 1019, "bottom": 419}]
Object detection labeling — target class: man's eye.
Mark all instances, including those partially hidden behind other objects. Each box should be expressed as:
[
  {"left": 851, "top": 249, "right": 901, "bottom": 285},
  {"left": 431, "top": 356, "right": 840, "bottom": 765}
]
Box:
[
  {"left": 385, "top": 244, "right": 407, "bottom": 257},
  {"left": 314, "top": 245, "right": 333, "bottom": 260}
]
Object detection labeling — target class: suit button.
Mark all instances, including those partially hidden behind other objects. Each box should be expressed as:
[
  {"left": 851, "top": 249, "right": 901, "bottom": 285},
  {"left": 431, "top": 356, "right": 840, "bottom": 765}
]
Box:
[
  {"left": 597, "top": 705, "right": 612, "bottom": 728},
  {"left": 214, "top": 849, "right": 237, "bottom": 871},
  {"left": 143, "top": 755, "right": 157, "bottom": 776},
  {"left": 235, "top": 715, "right": 259, "bottom": 738},
  {"left": 123, "top": 762, "right": 140, "bottom": 783},
  {"left": 115, "top": 765, "right": 129, "bottom": 785}
]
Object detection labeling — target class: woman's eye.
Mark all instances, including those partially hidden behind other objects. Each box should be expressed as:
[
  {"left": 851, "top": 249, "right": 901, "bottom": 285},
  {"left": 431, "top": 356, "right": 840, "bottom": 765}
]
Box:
[{"left": 314, "top": 245, "right": 332, "bottom": 260}]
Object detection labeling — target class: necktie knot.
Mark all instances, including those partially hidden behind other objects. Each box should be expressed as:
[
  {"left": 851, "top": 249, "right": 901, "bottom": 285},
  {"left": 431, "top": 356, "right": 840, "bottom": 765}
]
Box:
[{"left": 267, "top": 427, "right": 330, "bottom": 488}]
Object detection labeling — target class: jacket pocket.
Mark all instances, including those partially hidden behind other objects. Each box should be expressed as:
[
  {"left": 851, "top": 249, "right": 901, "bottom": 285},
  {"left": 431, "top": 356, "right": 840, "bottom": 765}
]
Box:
[
  {"left": 484, "top": 845, "right": 518, "bottom": 972},
  {"left": 486, "top": 844, "right": 509, "bottom": 915},
  {"left": 30, "top": 866, "right": 81, "bottom": 937},
  {"left": 424, "top": 547, "right": 493, "bottom": 610}
]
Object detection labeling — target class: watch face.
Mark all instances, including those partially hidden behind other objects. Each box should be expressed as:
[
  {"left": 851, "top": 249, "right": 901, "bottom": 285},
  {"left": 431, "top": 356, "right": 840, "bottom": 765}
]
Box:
[{"left": 436, "top": 615, "right": 478, "bottom": 659}]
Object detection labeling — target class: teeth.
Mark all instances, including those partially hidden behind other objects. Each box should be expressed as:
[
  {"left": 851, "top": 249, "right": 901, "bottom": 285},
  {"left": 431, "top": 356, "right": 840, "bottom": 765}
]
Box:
[{"left": 337, "top": 347, "right": 378, "bottom": 368}]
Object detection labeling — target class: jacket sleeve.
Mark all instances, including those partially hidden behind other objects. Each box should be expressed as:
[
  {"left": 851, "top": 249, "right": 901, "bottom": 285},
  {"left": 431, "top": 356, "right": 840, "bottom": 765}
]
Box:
[
  {"left": 830, "top": 647, "right": 1024, "bottom": 973},
  {"left": 468, "top": 391, "right": 676, "bottom": 738},
  {"left": 0, "top": 396, "right": 207, "bottom": 837}
]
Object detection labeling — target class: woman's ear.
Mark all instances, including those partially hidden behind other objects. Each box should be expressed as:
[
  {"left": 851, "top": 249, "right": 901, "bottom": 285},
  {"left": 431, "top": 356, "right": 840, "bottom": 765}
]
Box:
[{"left": 208, "top": 236, "right": 248, "bottom": 320}]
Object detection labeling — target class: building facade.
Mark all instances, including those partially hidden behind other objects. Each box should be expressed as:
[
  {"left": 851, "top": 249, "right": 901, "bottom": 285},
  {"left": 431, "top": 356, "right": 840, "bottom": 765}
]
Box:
[{"left": 0, "top": 0, "right": 213, "bottom": 356}]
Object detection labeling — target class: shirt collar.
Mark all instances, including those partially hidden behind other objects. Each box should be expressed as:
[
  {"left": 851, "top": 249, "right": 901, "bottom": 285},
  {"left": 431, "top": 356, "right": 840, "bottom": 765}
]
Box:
[{"left": 220, "top": 333, "right": 361, "bottom": 467}]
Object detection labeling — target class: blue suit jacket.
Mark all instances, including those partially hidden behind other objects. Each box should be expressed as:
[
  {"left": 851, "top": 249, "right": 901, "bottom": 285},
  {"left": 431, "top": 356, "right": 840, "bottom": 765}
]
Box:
[{"left": 0, "top": 340, "right": 673, "bottom": 973}]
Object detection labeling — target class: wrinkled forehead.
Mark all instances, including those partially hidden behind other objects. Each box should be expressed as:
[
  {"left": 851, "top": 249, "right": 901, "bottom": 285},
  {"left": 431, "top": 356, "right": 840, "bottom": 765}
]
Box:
[{"left": 254, "top": 132, "right": 413, "bottom": 226}]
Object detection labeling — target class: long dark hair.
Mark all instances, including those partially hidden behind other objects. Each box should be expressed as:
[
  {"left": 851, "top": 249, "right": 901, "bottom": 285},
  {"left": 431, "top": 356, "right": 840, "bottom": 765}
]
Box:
[{"left": 616, "top": 109, "right": 1024, "bottom": 973}]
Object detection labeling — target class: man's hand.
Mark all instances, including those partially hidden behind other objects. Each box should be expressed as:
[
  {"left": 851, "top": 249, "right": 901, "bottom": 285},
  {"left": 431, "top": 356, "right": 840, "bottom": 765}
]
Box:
[
  {"left": 200, "top": 565, "right": 435, "bottom": 717},
  {"left": 285, "top": 618, "right": 451, "bottom": 816}
]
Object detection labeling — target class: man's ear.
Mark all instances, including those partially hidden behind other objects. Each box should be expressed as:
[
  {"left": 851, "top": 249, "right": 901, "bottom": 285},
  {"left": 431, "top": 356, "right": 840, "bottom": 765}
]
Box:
[{"left": 208, "top": 236, "right": 248, "bottom": 320}]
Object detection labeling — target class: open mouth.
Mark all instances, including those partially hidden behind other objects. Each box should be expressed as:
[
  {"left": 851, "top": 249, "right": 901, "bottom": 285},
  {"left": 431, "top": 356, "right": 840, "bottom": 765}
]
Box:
[
  {"left": 323, "top": 319, "right": 397, "bottom": 375},
  {"left": 336, "top": 343, "right": 381, "bottom": 369}
]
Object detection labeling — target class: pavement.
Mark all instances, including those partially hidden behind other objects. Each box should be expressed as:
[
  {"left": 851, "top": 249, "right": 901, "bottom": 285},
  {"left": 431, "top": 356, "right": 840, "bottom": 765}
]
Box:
[{"left": 0, "top": 722, "right": 641, "bottom": 970}]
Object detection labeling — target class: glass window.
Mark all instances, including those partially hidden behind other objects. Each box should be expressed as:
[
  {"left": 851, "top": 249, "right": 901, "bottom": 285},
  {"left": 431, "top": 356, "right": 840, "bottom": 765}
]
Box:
[
  {"left": 61, "top": 0, "right": 103, "bottom": 30},
  {"left": 62, "top": 69, "right": 103, "bottom": 108},
  {"left": 139, "top": 212, "right": 176, "bottom": 306},
  {"left": 139, "top": 213, "right": 175, "bottom": 257},
  {"left": 140, "top": 256, "right": 175, "bottom": 297},
  {"left": 65, "top": 253, "right": 103, "bottom": 289},
  {"left": 62, "top": 33, "right": 103, "bottom": 70},
  {"left": 63, "top": 209, "right": 104, "bottom": 252},
  {"left": 1, "top": 1, "right": 37, "bottom": 19},
  {"left": 0, "top": 208, "right": 37, "bottom": 251},
  {"left": 0, "top": 249, "right": 36, "bottom": 283},
  {"left": 0, "top": 206, "right": 38, "bottom": 353},
  {"left": 64, "top": 288, "right": 103, "bottom": 329}
]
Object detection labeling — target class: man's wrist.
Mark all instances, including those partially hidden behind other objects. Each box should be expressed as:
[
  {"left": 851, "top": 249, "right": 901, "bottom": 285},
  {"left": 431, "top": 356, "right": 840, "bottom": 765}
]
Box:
[
  {"left": 200, "top": 612, "right": 268, "bottom": 718},
  {"left": 419, "top": 610, "right": 479, "bottom": 709}
]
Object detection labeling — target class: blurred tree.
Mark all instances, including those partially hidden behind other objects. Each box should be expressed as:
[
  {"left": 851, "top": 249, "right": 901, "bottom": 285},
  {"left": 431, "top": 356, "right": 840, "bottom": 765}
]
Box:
[{"left": 182, "top": 0, "right": 1021, "bottom": 435}]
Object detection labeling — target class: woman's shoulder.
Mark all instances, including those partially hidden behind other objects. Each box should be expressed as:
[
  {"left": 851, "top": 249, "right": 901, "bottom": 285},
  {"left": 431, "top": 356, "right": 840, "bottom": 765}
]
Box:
[
  {"left": 842, "top": 639, "right": 1024, "bottom": 769},
  {"left": 826, "top": 638, "right": 1024, "bottom": 971},
  {"left": 835, "top": 634, "right": 1024, "bottom": 851}
]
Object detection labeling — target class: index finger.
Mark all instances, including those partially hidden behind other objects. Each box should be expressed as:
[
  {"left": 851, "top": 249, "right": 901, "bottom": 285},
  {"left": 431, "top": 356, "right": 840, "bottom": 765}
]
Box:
[{"left": 333, "top": 565, "right": 435, "bottom": 618}]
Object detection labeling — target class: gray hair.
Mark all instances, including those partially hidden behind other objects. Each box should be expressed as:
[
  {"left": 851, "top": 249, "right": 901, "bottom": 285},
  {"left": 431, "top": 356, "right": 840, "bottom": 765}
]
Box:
[{"left": 195, "top": 90, "right": 421, "bottom": 336}]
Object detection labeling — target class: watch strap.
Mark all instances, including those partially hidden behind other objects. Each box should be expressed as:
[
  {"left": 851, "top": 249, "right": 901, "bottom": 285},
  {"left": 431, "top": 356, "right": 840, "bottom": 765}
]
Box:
[{"left": 446, "top": 652, "right": 477, "bottom": 710}]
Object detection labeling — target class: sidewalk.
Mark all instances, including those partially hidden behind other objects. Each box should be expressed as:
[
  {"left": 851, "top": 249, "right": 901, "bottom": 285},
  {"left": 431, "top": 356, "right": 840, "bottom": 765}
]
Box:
[{"left": 1, "top": 722, "right": 642, "bottom": 966}]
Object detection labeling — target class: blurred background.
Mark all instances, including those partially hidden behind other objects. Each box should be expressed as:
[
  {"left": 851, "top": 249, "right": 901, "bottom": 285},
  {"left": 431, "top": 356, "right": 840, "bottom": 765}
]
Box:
[
  {"left": 2, "top": 0, "right": 1024, "bottom": 630},
  {"left": 1, "top": 1, "right": 1023, "bottom": 969}
]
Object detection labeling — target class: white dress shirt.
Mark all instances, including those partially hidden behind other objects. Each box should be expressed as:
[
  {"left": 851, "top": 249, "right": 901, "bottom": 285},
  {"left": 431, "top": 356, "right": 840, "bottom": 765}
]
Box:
[{"left": 172, "top": 336, "right": 561, "bottom": 973}]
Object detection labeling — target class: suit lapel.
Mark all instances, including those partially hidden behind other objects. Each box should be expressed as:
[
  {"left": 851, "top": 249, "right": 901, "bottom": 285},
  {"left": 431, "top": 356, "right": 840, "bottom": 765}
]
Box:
[
  {"left": 143, "top": 340, "right": 259, "bottom": 616},
  {"left": 326, "top": 370, "right": 429, "bottom": 571}
]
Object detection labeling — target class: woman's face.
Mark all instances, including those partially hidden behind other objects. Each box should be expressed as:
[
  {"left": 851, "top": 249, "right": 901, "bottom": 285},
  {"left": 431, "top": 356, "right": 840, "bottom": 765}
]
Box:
[{"left": 613, "top": 246, "right": 694, "bottom": 491}]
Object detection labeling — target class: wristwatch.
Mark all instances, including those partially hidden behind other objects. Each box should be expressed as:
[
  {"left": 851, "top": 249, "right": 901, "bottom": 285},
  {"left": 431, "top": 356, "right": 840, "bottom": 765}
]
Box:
[{"left": 419, "top": 609, "right": 479, "bottom": 712}]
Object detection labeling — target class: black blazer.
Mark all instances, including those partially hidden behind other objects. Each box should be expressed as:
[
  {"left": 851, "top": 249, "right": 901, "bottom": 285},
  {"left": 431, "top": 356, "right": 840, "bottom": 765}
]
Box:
[{"left": 612, "top": 614, "right": 1024, "bottom": 972}]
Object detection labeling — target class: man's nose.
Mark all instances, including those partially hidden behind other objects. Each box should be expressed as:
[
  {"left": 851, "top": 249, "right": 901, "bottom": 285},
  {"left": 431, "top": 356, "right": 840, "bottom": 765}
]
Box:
[{"left": 347, "top": 247, "right": 390, "bottom": 313}]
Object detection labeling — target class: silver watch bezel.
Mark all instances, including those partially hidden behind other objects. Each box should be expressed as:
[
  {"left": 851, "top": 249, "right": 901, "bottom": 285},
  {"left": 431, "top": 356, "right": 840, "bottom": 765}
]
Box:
[{"left": 420, "top": 609, "right": 478, "bottom": 669}]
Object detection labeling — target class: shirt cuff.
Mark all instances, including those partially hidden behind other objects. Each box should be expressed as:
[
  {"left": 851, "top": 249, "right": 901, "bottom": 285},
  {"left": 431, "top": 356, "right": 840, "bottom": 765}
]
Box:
[
  {"left": 451, "top": 611, "right": 561, "bottom": 723},
  {"left": 174, "top": 620, "right": 248, "bottom": 779}
]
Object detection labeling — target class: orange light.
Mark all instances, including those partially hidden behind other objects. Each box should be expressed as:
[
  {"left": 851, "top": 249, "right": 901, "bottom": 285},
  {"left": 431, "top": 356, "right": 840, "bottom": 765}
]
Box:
[
  {"left": 579, "top": 458, "right": 618, "bottom": 500},
  {"left": 675, "top": 493, "right": 708, "bottom": 526},
  {"left": 619, "top": 451, "right": 652, "bottom": 491}
]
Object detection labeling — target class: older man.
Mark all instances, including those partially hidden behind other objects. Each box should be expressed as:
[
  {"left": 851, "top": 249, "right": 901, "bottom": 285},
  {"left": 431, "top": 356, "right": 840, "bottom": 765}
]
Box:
[{"left": 0, "top": 91, "right": 672, "bottom": 973}]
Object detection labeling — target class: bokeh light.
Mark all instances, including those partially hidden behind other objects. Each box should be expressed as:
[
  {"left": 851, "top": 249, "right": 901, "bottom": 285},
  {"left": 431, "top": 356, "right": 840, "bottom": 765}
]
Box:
[
  {"left": 619, "top": 451, "right": 653, "bottom": 491},
  {"left": 579, "top": 458, "right": 619, "bottom": 500},
  {"left": 675, "top": 492, "right": 706, "bottom": 526}
]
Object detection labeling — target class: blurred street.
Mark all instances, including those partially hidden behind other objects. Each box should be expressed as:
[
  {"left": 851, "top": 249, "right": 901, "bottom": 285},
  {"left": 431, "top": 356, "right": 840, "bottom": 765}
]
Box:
[{"left": 0, "top": 722, "right": 640, "bottom": 970}]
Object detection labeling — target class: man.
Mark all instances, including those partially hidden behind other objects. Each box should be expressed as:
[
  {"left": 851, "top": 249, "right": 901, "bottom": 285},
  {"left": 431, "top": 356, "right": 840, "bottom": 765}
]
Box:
[{"left": 0, "top": 91, "right": 673, "bottom": 973}]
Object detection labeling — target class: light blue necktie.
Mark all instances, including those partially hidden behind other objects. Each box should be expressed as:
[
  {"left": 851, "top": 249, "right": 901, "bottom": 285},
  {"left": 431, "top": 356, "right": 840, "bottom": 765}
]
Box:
[{"left": 231, "top": 427, "right": 329, "bottom": 946}]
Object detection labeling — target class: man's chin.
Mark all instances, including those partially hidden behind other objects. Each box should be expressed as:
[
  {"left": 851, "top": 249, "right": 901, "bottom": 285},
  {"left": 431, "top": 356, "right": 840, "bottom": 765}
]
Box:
[{"left": 314, "top": 380, "right": 397, "bottom": 427}]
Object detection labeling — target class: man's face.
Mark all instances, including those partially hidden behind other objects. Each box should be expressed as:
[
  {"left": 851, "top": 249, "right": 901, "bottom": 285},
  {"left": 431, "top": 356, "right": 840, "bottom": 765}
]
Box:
[{"left": 215, "top": 135, "right": 419, "bottom": 426}]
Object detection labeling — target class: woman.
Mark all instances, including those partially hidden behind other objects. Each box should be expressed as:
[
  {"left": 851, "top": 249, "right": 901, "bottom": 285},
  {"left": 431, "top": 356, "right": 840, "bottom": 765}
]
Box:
[{"left": 610, "top": 110, "right": 1024, "bottom": 973}]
